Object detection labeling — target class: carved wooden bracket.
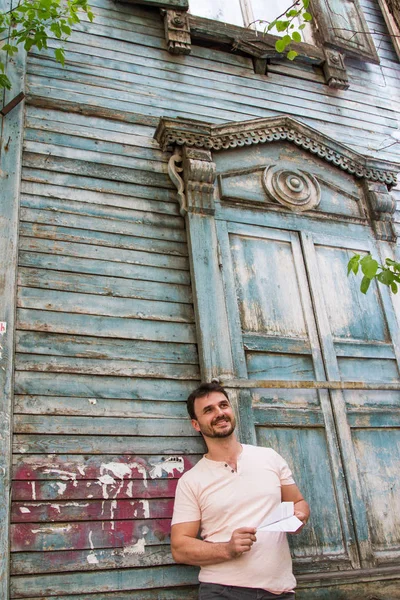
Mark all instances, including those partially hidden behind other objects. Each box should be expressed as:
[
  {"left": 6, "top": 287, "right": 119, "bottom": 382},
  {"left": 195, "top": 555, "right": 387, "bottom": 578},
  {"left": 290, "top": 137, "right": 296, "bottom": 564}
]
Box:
[
  {"left": 322, "top": 49, "right": 349, "bottom": 90},
  {"left": 163, "top": 9, "right": 191, "bottom": 55},
  {"left": 364, "top": 181, "right": 396, "bottom": 241},
  {"left": 167, "top": 146, "right": 216, "bottom": 215}
]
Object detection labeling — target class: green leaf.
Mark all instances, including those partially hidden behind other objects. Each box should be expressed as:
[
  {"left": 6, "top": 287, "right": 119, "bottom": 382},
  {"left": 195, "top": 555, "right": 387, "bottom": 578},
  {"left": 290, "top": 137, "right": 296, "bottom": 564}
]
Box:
[
  {"left": 347, "top": 254, "right": 360, "bottom": 276},
  {"left": 360, "top": 276, "right": 371, "bottom": 294},
  {"left": 391, "top": 281, "right": 398, "bottom": 294},
  {"left": 291, "top": 31, "right": 301, "bottom": 42},
  {"left": 298, "top": 23, "right": 306, "bottom": 29},
  {"left": 287, "top": 50, "right": 298, "bottom": 60},
  {"left": 276, "top": 20, "right": 289, "bottom": 32},
  {"left": 0, "top": 73, "right": 12, "bottom": 89},
  {"left": 377, "top": 269, "right": 394, "bottom": 286},
  {"left": 54, "top": 47, "right": 65, "bottom": 66},
  {"left": 360, "top": 255, "right": 378, "bottom": 278},
  {"left": 275, "top": 39, "right": 286, "bottom": 53},
  {"left": 286, "top": 9, "right": 299, "bottom": 17},
  {"left": 302, "top": 0, "right": 310, "bottom": 7},
  {"left": 303, "top": 11, "right": 312, "bottom": 21}
]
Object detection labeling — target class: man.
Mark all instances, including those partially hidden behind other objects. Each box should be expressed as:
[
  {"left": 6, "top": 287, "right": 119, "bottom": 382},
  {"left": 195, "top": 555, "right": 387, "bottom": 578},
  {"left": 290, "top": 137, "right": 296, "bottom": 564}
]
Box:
[{"left": 171, "top": 382, "right": 310, "bottom": 600}]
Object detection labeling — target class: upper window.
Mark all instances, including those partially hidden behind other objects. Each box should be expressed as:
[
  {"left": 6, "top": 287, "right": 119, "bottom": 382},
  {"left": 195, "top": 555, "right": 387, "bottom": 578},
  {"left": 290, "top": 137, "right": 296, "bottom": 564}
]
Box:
[{"left": 189, "top": 0, "right": 304, "bottom": 35}]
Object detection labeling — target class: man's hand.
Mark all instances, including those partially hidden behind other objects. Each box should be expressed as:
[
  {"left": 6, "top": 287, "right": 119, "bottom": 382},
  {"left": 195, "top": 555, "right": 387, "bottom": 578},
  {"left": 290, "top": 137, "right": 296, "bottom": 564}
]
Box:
[
  {"left": 293, "top": 508, "right": 309, "bottom": 534},
  {"left": 281, "top": 484, "right": 310, "bottom": 535},
  {"left": 227, "top": 527, "right": 257, "bottom": 558}
]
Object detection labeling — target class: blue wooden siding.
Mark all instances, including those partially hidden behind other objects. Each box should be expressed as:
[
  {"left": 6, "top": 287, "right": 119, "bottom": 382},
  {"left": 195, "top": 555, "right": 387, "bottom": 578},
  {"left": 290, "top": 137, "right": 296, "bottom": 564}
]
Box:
[{"left": 3, "top": 0, "right": 400, "bottom": 597}]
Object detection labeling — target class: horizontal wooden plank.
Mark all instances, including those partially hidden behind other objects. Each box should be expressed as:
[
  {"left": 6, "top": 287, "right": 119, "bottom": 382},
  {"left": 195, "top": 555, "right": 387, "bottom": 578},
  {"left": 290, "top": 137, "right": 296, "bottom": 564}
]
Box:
[
  {"left": 348, "top": 410, "right": 400, "bottom": 428},
  {"left": 10, "top": 543, "right": 175, "bottom": 575},
  {"left": 17, "top": 288, "right": 194, "bottom": 323},
  {"left": 11, "top": 519, "right": 174, "bottom": 553},
  {"left": 13, "top": 395, "right": 188, "bottom": 418},
  {"left": 21, "top": 173, "right": 174, "bottom": 205},
  {"left": 12, "top": 454, "right": 200, "bottom": 481},
  {"left": 19, "top": 203, "right": 185, "bottom": 242},
  {"left": 334, "top": 340, "right": 395, "bottom": 359},
  {"left": 13, "top": 434, "right": 205, "bottom": 455},
  {"left": 24, "top": 140, "right": 168, "bottom": 175},
  {"left": 24, "top": 127, "right": 166, "bottom": 163},
  {"left": 13, "top": 415, "right": 197, "bottom": 437},
  {"left": 18, "top": 237, "right": 188, "bottom": 271},
  {"left": 14, "top": 372, "right": 196, "bottom": 400},
  {"left": 23, "top": 152, "right": 172, "bottom": 189},
  {"left": 12, "top": 478, "right": 179, "bottom": 502},
  {"left": 18, "top": 252, "right": 190, "bottom": 285},
  {"left": 15, "top": 331, "right": 198, "bottom": 363},
  {"left": 10, "top": 564, "right": 198, "bottom": 598},
  {"left": 253, "top": 407, "right": 324, "bottom": 427},
  {"left": 25, "top": 109, "right": 160, "bottom": 149},
  {"left": 17, "top": 268, "right": 192, "bottom": 304},
  {"left": 243, "top": 334, "right": 311, "bottom": 355},
  {"left": 12, "top": 498, "right": 174, "bottom": 523},
  {"left": 20, "top": 222, "right": 187, "bottom": 257},
  {"left": 15, "top": 355, "right": 199, "bottom": 380},
  {"left": 10, "top": 586, "right": 198, "bottom": 600},
  {"left": 17, "top": 309, "right": 196, "bottom": 343}
]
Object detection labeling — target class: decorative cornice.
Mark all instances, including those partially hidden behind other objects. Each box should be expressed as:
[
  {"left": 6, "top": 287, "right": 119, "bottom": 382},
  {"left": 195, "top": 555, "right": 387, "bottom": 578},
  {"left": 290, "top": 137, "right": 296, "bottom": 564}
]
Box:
[{"left": 154, "top": 116, "right": 399, "bottom": 187}]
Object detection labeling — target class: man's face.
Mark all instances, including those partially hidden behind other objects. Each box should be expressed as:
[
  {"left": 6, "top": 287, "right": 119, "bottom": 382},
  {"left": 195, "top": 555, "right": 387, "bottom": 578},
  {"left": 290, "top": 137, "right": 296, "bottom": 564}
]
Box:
[{"left": 191, "top": 391, "right": 236, "bottom": 439}]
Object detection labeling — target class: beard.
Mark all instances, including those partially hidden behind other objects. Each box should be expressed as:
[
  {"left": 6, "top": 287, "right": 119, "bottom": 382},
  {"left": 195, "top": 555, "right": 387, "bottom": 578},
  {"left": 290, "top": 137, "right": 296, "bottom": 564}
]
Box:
[{"left": 199, "top": 415, "right": 236, "bottom": 439}]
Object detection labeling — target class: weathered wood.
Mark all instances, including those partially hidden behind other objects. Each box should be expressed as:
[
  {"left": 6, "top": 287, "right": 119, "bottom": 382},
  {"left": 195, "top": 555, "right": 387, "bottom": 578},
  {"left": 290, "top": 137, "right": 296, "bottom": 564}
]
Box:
[
  {"left": 11, "top": 587, "right": 198, "bottom": 600},
  {"left": 12, "top": 453, "right": 200, "bottom": 480},
  {"left": 12, "top": 497, "right": 175, "bottom": 523},
  {"left": 17, "top": 287, "right": 194, "bottom": 323},
  {"left": 13, "top": 434, "right": 205, "bottom": 455},
  {"left": 122, "top": 0, "right": 188, "bottom": 9},
  {"left": 18, "top": 253, "right": 190, "bottom": 285},
  {"left": 12, "top": 478, "right": 179, "bottom": 501},
  {"left": 0, "top": 23, "right": 26, "bottom": 598},
  {"left": 10, "top": 564, "right": 198, "bottom": 598},
  {"left": 18, "top": 267, "right": 192, "bottom": 303},
  {"left": 13, "top": 414, "right": 197, "bottom": 437},
  {"left": 16, "top": 331, "right": 197, "bottom": 363},
  {"left": 17, "top": 309, "right": 196, "bottom": 343},
  {"left": 11, "top": 544, "right": 175, "bottom": 575}
]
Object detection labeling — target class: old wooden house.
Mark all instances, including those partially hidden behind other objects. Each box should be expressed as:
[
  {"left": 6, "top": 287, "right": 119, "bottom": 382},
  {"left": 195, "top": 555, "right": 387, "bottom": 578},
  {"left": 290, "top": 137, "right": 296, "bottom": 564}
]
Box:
[{"left": 1, "top": 0, "right": 400, "bottom": 598}]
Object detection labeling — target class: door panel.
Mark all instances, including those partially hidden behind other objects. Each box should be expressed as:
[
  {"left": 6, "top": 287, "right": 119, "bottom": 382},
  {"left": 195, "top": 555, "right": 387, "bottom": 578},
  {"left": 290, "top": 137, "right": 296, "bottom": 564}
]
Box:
[
  {"left": 218, "top": 222, "right": 360, "bottom": 571},
  {"left": 303, "top": 232, "right": 400, "bottom": 565}
]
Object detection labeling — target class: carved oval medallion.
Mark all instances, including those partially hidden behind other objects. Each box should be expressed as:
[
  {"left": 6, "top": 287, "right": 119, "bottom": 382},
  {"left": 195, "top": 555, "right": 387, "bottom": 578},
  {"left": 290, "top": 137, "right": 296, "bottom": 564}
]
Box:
[{"left": 262, "top": 164, "right": 321, "bottom": 212}]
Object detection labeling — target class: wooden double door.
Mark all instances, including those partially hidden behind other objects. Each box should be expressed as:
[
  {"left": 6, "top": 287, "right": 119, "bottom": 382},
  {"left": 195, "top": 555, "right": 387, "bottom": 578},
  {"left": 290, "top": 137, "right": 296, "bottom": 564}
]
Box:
[{"left": 216, "top": 219, "right": 400, "bottom": 574}]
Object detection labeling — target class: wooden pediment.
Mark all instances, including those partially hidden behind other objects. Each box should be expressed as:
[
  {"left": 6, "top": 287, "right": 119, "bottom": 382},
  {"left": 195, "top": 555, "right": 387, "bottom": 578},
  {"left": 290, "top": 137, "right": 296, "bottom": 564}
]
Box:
[{"left": 155, "top": 115, "right": 399, "bottom": 187}]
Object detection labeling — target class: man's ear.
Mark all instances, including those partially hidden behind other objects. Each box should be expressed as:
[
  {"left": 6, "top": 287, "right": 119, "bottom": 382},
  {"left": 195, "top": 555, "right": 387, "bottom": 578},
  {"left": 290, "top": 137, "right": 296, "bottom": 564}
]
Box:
[{"left": 191, "top": 418, "right": 200, "bottom": 433}]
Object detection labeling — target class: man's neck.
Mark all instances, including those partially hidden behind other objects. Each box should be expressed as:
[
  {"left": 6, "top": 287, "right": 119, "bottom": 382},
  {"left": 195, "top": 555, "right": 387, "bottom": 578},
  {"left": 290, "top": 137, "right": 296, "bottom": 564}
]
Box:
[{"left": 204, "top": 434, "right": 242, "bottom": 468}]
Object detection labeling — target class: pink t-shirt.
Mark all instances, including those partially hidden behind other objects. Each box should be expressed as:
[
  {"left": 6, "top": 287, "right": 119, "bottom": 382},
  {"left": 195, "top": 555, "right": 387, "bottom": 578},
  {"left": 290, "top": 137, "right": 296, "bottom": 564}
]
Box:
[{"left": 172, "top": 444, "right": 296, "bottom": 594}]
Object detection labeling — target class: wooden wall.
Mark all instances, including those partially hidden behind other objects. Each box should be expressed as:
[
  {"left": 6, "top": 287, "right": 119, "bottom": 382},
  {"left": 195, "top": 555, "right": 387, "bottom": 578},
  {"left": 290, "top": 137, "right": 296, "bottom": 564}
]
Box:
[{"left": 5, "top": 0, "right": 400, "bottom": 597}]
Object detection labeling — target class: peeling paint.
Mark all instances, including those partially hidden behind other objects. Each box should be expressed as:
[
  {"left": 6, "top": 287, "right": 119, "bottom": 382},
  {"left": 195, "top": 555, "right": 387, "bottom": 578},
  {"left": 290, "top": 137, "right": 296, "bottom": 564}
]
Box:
[
  {"left": 149, "top": 456, "right": 185, "bottom": 479},
  {"left": 31, "top": 525, "right": 72, "bottom": 534},
  {"left": 50, "top": 504, "right": 61, "bottom": 513},
  {"left": 88, "top": 398, "right": 97, "bottom": 405},
  {"left": 19, "top": 507, "right": 31, "bottom": 514},
  {"left": 55, "top": 482, "right": 66, "bottom": 496},
  {"left": 123, "top": 537, "right": 146, "bottom": 554},
  {"left": 30, "top": 481, "right": 36, "bottom": 500},
  {"left": 87, "top": 530, "right": 99, "bottom": 564}
]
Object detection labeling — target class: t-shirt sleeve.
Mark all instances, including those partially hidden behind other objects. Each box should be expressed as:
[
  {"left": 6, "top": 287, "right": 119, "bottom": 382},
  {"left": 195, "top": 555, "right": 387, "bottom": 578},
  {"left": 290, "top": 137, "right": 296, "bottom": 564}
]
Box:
[
  {"left": 272, "top": 450, "right": 295, "bottom": 486},
  {"left": 171, "top": 476, "right": 201, "bottom": 526}
]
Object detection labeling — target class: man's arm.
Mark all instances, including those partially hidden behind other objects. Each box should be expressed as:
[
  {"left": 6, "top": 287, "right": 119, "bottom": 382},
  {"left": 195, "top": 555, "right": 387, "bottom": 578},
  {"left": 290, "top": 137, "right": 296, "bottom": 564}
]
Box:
[
  {"left": 171, "top": 521, "right": 257, "bottom": 566},
  {"left": 281, "top": 484, "right": 310, "bottom": 533}
]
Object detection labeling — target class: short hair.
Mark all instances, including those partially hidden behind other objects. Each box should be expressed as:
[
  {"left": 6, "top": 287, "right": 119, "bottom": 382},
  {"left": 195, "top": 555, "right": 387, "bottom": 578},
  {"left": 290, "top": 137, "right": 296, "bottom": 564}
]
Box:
[{"left": 187, "top": 382, "right": 230, "bottom": 420}]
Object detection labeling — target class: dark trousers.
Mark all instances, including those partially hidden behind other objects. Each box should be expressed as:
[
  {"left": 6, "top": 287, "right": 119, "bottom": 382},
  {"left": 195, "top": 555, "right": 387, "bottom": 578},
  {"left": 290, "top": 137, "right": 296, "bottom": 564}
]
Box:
[{"left": 199, "top": 582, "right": 295, "bottom": 600}]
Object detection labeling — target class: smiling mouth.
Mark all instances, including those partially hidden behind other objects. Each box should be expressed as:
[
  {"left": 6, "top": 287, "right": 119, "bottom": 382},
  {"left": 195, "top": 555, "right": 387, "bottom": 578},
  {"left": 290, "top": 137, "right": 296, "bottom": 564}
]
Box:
[{"left": 213, "top": 419, "right": 229, "bottom": 426}]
